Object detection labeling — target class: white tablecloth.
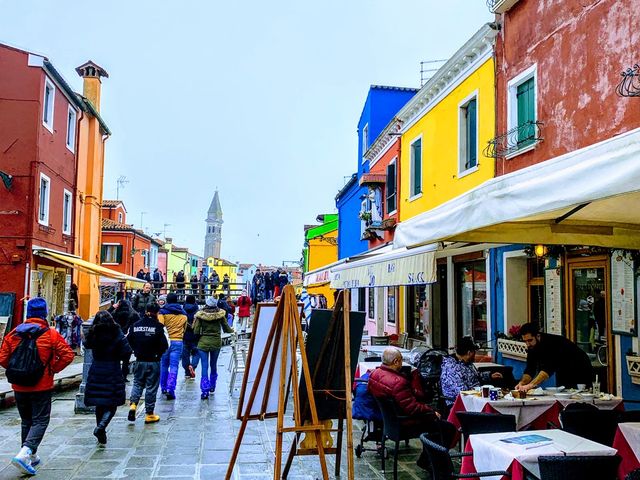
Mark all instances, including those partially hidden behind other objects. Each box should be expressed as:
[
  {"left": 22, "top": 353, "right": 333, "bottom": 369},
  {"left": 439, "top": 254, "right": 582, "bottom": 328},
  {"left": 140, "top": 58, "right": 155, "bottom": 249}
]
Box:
[
  {"left": 618, "top": 422, "right": 640, "bottom": 463},
  {"left": 470, "top": 429, "right": 618, "bottom": 480}
]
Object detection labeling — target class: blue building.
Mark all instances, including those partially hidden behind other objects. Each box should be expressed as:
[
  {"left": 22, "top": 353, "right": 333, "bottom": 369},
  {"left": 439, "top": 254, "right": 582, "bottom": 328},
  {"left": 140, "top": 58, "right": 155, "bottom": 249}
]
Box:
[{"left": 336, "top": 85, "right": 418, "bottom": 260}]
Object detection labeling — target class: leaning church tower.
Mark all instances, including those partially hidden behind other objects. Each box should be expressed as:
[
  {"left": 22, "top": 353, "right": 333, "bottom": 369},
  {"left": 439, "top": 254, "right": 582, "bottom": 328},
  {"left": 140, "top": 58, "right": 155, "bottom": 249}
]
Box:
[{"left": 204, "top": 190, "right": 223, "bottom": 258}]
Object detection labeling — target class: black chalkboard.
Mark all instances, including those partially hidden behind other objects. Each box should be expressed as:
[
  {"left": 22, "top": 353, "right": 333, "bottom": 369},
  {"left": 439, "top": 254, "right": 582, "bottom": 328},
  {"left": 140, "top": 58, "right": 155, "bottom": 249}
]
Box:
[
  {"left": 299, "top": 306, "right": 365, "bottom": 421},
  {"left": 0, "top": 293, "right": 16, "bottom": 338}
]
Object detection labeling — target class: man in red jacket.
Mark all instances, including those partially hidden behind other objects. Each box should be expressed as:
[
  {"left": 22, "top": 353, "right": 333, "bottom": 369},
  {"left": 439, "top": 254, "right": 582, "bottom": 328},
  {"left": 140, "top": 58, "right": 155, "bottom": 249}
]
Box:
[
  {"left": 0, "top": 297, "right": 74, "bottom": 475},
  {"left": 368, "top": 347, "right": 440, "bottom": 436}
]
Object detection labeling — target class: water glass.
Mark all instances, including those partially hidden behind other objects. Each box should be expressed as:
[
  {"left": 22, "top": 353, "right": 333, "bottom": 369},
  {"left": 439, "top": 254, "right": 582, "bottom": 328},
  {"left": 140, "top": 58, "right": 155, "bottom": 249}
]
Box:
[{"left": 592, "top": 381, "right": 600, "bottom": 397}]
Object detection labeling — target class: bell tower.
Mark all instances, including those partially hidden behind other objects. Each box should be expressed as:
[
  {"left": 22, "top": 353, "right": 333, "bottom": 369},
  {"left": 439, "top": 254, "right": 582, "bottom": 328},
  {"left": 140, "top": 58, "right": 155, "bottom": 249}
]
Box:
[{"left": 204, "top": 190, "right": 223, "bottom": 258}]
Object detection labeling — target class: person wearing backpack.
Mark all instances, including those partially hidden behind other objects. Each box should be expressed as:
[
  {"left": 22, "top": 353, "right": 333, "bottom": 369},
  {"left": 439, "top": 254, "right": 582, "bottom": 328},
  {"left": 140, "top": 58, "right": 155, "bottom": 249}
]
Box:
[
  {"left": 181, "top": 295, "right": 200, "bottom": 379},
  {"left": 0, "top": 297, "right": 74, "bottom": 475}
]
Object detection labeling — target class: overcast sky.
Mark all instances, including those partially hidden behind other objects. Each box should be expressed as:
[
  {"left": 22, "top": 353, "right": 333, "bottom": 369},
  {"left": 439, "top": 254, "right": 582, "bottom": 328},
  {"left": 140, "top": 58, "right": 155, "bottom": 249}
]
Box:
[{"left": 1, "top": 0, "right": 491, "bottom": 266}]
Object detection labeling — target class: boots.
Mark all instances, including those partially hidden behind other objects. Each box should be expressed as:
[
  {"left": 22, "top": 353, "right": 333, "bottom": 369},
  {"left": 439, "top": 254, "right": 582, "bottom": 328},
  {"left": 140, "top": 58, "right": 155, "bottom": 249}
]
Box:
[
  {"left": 93, "top": 409, "right": 115, "bottom": 445},
  {"left": 128, "top": 403, "right": 137, "bottom": 422}
]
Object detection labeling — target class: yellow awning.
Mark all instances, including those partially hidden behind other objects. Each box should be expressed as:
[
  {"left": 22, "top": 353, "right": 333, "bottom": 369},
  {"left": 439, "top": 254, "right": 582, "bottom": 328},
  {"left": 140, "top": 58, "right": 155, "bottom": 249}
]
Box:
[{"left": 33, "top": 248, "right": 145, "bottom": 289}]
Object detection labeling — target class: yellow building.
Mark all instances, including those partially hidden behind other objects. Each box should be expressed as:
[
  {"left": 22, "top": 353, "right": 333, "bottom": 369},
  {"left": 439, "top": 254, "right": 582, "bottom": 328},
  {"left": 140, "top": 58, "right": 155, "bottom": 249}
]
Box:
[
  {"left": 303, "top": 214, "right": 338, "bottom": 308},
  {"left": 207, "top": 258, "right": 238, "bottom": 295}
]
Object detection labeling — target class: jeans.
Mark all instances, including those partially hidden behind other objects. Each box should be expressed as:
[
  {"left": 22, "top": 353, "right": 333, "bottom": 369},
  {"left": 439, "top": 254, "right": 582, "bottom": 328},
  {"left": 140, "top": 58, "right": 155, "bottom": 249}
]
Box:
[
  {"left": 14, "top": 391, "right": 52, "bottom": 454},
  {"left": 198, "top": 348, "right": 221, "bottom": 393},
  {"left": 130, "top": 361, "right": 161, "bottom": 413},
  {"left": 181, "top": 339, "right": 200, "bottom": 375},
  {"left": 160, "top": 341, "right": 183, "bottom": 394}
]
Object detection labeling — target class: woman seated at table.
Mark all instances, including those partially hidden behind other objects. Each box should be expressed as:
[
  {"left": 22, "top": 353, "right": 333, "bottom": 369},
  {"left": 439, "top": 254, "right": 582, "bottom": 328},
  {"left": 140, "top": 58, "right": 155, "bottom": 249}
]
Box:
[{"left": 440, "top": 337, "right": 502, "bottom": 404}]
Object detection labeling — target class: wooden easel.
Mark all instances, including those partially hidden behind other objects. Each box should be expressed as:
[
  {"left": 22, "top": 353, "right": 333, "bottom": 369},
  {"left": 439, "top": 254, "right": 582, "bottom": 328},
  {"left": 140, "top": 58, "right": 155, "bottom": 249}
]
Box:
[
  {"left": 226, "top": 285, "right": 330, "bottom": 480},
  {"left": 281, "top": 289, "right": 356, "bottom": 479}
]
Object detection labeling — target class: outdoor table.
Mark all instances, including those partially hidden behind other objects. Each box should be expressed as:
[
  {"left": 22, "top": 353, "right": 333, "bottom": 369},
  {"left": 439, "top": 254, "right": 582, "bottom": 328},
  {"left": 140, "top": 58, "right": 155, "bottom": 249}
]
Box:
[
  {"left": 613, "top": 422, "right": 640, "bottom": 479},
  {"left": 448, "top": 392, "right": 623, "bottom": 431},
  {"left": 460, "top": 429, "right": 618, "bottom": 480}
]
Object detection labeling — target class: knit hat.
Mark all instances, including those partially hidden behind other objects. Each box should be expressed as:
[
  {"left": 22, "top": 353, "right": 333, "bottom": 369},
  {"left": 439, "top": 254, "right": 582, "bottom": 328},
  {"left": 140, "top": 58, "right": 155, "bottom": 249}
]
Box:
[
  {"left": 158, "top": 295, "right": 167, "bottom": 306},
  {"left": 27, "top": 297, "right": 48, "bottom": 319},
  {"left": 205, "top": 296, "right": 217, "bottom": 308},
  {"left": 166, "top": 293, "right": 178, "bottom": 304}
]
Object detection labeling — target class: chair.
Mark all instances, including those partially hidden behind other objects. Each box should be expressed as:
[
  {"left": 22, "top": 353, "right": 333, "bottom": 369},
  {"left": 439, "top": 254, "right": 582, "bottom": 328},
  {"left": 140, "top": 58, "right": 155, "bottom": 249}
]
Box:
[
  {"left": 392, "top": 332, "right": 408, "bottom": 349},
  {"left": 419, "top": 434, "right": 511, "bottom": 480},
  {"left": 370, "top": 335, "right": 390, "bottom": 346},
  {"left": 228, "top": 338, "right": 249, "bottom": 393},
  {"left": 457, "top": 412, "right": 516, "bottom": 446},
  {"left": 374, "top": 396, "right": 437, "bottom": 480},
  {"left": 559, "top": 408, "right": 619, "bottom": 446},
  {"left": 538, "top": 455, "right": 620, "bottom": 480}
]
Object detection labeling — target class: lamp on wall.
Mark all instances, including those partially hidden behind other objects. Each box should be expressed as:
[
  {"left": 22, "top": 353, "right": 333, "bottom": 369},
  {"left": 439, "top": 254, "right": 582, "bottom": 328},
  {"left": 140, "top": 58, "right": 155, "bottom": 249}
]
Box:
[{"left": 534, "top": 245, "right": 548, "bottom": 258}]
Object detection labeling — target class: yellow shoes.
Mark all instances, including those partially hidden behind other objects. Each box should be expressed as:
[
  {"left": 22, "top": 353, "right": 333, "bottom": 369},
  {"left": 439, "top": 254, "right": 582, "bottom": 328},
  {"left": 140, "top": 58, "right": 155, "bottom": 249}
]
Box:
[
  {"left": 144, "top": 414, "right": 160, "bottom": 424},
  {"left": 127, "top": 403, "right": 137, "bottom": 422}
]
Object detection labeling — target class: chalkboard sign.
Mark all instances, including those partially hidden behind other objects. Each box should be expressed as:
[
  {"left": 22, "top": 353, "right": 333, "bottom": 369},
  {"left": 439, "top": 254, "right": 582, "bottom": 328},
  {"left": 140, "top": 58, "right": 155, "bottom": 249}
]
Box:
[{"left": 0, "top": 293, "right": 16, "bottom": 343}]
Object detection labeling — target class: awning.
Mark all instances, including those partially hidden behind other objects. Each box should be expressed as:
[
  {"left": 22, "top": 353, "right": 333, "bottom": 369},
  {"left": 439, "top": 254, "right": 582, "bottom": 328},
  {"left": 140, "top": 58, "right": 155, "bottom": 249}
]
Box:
[
  {"left": 303, "top": 259, "right": 345, "bottom": 287},
  {"left": 330, "top": 243, "right": 437, "bottom": 289},
  {"left": 33, "top": 247, "right": 145, "bottom": 288},
  {"left": 394, "top": 127, "right": 640, "bottom": 250}
]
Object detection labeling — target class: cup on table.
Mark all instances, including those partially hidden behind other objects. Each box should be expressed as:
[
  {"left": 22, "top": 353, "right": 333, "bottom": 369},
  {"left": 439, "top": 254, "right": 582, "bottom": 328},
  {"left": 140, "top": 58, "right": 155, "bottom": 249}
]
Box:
[
  {"left": 577, "top": 383, "right": 586, "bottom": 391},
  {"left": 592, "top": 381, "right": 601, "bottom": 396},
  {"left": 481, "top": 385, "right": 492, "bottom": 398},
  {"left": 489, "top": 388, "right": 500, "bottom": 401}
]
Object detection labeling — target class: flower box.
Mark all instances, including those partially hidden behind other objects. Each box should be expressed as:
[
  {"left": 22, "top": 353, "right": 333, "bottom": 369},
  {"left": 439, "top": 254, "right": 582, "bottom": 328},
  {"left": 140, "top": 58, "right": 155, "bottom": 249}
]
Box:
[
  {"left": 626, "top": 355, "right": 640, "bottom": 385},
  {"left": 497, "top": 338, "right": 528, "bottom": 361}
]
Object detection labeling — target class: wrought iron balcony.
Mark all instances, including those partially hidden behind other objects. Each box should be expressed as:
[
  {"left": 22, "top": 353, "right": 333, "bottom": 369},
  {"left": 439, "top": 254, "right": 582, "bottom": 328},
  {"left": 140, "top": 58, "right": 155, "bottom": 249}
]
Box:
[
  {"left": 483, "top": 121, "right": 543, "bottom": 159},
  {"left": 486, "top": 0, "right": 520, "bottom": 13},
  {"left": 616, "top": 64, "right": 640, "bottom": 97}
]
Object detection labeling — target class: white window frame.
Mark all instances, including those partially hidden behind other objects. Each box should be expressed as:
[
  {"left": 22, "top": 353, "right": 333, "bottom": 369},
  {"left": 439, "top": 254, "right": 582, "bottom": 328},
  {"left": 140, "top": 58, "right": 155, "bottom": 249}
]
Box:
[
  {"left": 66, "top": 105, "right": 76, "bottom": 152},
  {"left": 458, "top": 90, "right": 479, "bottom": 178},
  {"left": 506, "top": 64, "right": 538, "bottom": 158},
  {"left": 118, "top": 212, "right": 123, "bottom": 223},
  {"left": 62, "top": 189, "right": 72, "bottom": 235},
  {"left": 361, "top": 123, "right": 369, "bottom": 163},
  {"left": 387, "top": 157, "right": 398, "bottom": 216},
  {"left": 409, "top": 134, "right": 423, "bottom": 201},
  {"left": 101, "top": 243, "right": 121, "bottom": 265},
  {"left": 38, "top": 173, "right": 51, "bottom": 226},
  {"left": 42, "top": 77, "right": 55, "bottom": 133}
]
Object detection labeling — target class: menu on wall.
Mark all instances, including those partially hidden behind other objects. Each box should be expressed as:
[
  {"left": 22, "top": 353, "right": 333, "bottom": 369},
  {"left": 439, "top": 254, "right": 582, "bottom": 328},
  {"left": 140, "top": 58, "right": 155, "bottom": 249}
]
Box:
[
  {"left": 611, "top": 250, "right": 636, "bottom": 335},
  {"left": 545, "top": 267, "right": 563, "bottom": 335}
]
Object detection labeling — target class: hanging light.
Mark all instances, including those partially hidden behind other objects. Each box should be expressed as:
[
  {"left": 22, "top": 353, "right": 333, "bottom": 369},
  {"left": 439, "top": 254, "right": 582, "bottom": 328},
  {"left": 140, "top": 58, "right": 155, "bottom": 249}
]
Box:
[{"left": 534, "top": 245, "right": 548, "bottom": 258}]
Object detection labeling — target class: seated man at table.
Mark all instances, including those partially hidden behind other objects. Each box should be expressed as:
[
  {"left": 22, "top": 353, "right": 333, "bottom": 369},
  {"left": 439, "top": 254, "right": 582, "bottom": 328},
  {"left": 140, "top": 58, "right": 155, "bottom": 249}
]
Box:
[
  {"left": 516, "top": 322, "right": 593, "bottom": 392},
  {"left": 440, "top": 337, "right": 503, "bottom": 405}
]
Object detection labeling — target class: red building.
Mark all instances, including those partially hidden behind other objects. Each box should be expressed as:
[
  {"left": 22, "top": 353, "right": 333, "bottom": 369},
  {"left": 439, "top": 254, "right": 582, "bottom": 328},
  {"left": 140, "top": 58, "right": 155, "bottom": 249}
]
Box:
[{"left": 0, "top": 43, "right": 85, "bottom": 323}]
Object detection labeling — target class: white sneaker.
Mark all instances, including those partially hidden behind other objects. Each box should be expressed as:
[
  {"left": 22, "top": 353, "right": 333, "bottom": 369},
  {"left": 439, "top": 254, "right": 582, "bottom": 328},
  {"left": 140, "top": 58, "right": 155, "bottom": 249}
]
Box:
[
  {"left": 30, "top": 453, "right": 41, "bottom": 467},
  {"left": 11, "top": 446, "right": 36, "bottom": 475}
]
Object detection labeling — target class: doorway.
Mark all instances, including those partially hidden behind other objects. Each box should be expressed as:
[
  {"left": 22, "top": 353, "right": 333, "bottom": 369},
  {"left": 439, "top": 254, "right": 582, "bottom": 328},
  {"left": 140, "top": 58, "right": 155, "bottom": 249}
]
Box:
[
  {"left": 432, "top": 264, "right": 448, "bottom": 349},
  {"left": 567, "top": 257, "right": 613, "bottom": 393}
]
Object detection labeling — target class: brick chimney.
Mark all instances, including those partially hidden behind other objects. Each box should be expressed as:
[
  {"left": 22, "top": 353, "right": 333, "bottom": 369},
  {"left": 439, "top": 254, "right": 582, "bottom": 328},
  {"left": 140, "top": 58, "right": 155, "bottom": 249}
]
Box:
[{"left": 75, "top": 61, "right": 109, "bottom": 112}]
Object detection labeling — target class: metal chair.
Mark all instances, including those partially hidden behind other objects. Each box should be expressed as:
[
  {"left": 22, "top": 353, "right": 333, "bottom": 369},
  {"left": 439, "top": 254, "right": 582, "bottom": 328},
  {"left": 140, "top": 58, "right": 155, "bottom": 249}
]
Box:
[
  {"left": 419, "top": 435, "right": 511, "bottom": 480},
  {"left": 392, "top": 332, "right": 408, "bottom": 349},
  {"left": 559, "top": 408, "right": 618, "bottom": 447},
  {"left": 538, "top": 455, "right": 620, "bottom": 480},
  {"left": 370, "top": 335, "right": 390, "bottom": 346},
  {"left": 456, "top": 412, "right": 516, "bottom": 447},
  {"left": 228, "top": 337, "right": 249, "bottom": 393}
]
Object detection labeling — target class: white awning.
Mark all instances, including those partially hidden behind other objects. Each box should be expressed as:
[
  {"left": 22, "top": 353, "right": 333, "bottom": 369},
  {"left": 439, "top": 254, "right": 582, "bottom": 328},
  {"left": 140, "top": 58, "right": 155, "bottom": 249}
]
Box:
[
  {"left": 303, "top": 259, "right": 345, "bottom": 287},
  {"left": 330, "top": 243, "right": 437, "bottom": 289},
  {"left": 394, "top": 127, "right": 640, "bottom": 250}
]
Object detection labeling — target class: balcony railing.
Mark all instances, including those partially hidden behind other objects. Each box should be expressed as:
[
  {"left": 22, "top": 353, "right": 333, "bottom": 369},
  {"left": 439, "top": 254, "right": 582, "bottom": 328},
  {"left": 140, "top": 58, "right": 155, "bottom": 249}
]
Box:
[
  {"left": 486, "top": 0, "right": 520, "bottom": 13},
  {"left": 616, "top": 64, "right": 640, "bottom": 97},
  {"left": 483, "top": 121, "right": 543, "bottom": 159}
]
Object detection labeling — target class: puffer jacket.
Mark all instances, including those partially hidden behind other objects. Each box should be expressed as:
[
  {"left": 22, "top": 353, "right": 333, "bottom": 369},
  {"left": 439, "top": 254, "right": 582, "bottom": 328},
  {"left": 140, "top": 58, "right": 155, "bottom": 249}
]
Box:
[
  {"left": 158, "top": 303, "right": 187, "bottom": 341},
  {"left": 182, "top": 303, "right": 199, "bottom": 343},
  {"left": 193, "top": 307, "right": 233, "bottom": 351},
  {"left": 0, "top": 318, "right": 74, "bottom": 393},
  {"left": 237, "top": 295, "right": 251, "bottom": 317},
  {"left": 367, "top": 365, "right": 433, "bottom": 416},
  {"left": 132, "top": 292, "right": 156, "bottom": 315}
]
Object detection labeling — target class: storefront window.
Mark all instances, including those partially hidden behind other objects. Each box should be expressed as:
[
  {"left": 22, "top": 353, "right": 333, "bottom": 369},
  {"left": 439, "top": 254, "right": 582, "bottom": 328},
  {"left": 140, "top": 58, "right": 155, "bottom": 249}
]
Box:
[
  {"left": 456, "top": 260, "right": 487, "bottom": 343},
  {"left": 407, "top": 285, "right": 427, "bottom": 339},
  {"left": 528, "top": 258, "right": 545, "bottom": 327},
  {"left": 368, "top": 288, "right": 375, "bottom": 320},
  {"left": 387, "top": 288, "right": 396, "bottom": 324}
]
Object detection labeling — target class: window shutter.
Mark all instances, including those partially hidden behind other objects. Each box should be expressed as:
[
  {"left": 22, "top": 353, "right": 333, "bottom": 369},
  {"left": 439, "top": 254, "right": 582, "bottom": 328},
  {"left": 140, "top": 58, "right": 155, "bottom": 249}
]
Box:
[
  {"left": 386, "top": 163, "right": 396, "bottom": 213},
  {"left": 412, "top": 139, "right": 422, "bottom": 196},
  {"left": 116, "top": 245, "right": 123, "bottom": 264},
  {"left": 100, "top": 245, "right": 107, "bottom": 263},
  {"left": 467, "top": 99, "right": 477, "bottom": 169},
  {"left": 517, "top": 78, "right": 535, "bottom": 146}
]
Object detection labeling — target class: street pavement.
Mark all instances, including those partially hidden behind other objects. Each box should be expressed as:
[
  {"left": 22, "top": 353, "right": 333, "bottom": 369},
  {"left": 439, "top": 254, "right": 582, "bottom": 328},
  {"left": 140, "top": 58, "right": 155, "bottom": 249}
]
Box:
[{"left": 0, "top": 346, "right": 428, "bottom": 479}]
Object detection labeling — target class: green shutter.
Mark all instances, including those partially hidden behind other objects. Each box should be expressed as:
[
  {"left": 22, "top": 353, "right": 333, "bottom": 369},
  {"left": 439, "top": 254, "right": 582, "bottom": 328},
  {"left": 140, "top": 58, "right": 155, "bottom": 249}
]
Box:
[
  {"left": 100, "top": 245, "right": 107, "bottom": 263},
  {"left": 517, "top": 78, "right": 535, "bottom": 147},
  {"left": 116, "top": 245, "right": 123, "bottom": 264},
  {"left": 466, "top": 99, "right": 477, "bottom": 169},
  {"left": 386, "top": 163, "right": 396, "bottom": 213},
  {"left": 412, "top": 139, "right": 422, "bottom": 196}
]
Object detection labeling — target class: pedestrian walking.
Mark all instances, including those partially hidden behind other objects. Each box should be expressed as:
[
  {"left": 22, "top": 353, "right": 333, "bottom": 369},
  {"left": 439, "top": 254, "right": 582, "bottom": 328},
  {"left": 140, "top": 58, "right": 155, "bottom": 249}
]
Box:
[
  {"left": 198, "top": 270, "right": 208, "bottom": 301},
  {"left": 152, "top": 268, "right": 163, "bottom": 295},
  {"left": 112, "top": 299, "right": 139, "bottom": 381},
  {"left": 132, "top": 282, "right": 156, "bottom": 317},
  {"left": 158, "top": 293, "right": 187, "bottom": 400},
  {"left": 83, "top": 310, "right": 132, "bottom": 446},
  {"left": 251, "top": 270, "right": 265, "bottom": 305},
  {"left": 176, "top": 270, "right": 186, "bottom": 299},
  {"left": 222, "top": 273, "right": 230, "bottom": 295},
  {"left": 209, "top": 270, "right": 220, "bottom": 294},
  {"left": 190, "top": 274, "right": 198, "bottom": 295},
  {"left": 264, "top": 271, "right": 274, "bottom": 300},
  {"left": 54, "top": 300, "right": 82, "bottom": 352},
  {"left": 236, "top": 290, "right": 252, "bottom": 333},
  {"left": 181, "top": 295, "right": 200, "bottom": 379},
  {"left": 193, "top": 297, "right": 233, "bottom": 399},
  {"left": 136, "top": 268, "right": 145, "bottom": 280},
  {"left": 127, "top": 303, "right": 168, "bottom": 424},
  {"left": 0, "top": 297, "right": 74, "bottom": 475}
]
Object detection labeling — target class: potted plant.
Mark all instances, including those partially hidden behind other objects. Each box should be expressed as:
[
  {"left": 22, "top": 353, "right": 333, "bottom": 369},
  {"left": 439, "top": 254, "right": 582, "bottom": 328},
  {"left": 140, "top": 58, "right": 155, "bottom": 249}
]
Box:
[
  {"left": 497, "top": 325, "right": 528, "bottom": 360},
  {"left": 358, "top": 211, "right": 372, "bottom": 223}
]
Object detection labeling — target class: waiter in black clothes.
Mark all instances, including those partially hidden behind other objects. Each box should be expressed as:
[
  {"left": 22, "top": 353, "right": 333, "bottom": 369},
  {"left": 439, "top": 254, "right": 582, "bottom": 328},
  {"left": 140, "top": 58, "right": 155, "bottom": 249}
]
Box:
[{"left": 515, "top": 322, "right": 593, "bottom": 392}]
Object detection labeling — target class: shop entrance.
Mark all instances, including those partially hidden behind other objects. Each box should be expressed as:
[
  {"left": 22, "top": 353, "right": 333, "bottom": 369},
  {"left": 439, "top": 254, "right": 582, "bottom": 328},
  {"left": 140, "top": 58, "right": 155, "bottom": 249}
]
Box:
[{"left": 567, "top": 256, "right": 614, "bottom": 393}]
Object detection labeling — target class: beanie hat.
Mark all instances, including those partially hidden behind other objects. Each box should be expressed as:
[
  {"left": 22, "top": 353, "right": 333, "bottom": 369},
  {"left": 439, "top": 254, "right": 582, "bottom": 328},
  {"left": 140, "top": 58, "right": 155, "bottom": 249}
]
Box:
[
  {"left": 158, "top": 295, "right": 167, "bottom": 305},
  {"left": 205, "top": 296, "right": 217, "bottom": 308},
  {"left": 27, "top": 297, "right": 48, "bottom": 319},
  {"left": 166, "top": 293, "right": 178, "bottom": 304}
]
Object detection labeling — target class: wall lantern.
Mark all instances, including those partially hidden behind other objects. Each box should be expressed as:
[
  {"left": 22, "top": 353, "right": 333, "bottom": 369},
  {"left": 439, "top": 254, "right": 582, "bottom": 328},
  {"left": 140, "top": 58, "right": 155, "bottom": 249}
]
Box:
[{"left": 534, "top": 245, "right": 548, "bottom": 258}]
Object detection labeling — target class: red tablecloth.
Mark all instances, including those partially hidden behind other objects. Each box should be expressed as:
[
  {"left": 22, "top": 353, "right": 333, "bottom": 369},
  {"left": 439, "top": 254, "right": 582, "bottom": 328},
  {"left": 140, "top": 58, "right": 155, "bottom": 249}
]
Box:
[
  {"left": 614, "top": 426, "right": 640, "bottom": 480},
  {"left": 460, "top": 438, "right": 527, "bottom": 480}
]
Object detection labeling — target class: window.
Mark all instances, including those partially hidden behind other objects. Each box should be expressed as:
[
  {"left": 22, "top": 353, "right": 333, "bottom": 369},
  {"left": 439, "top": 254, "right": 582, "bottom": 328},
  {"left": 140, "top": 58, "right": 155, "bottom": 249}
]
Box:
[
  {"left": 62, "top": 189, "right": 72, "bottom": 235},
  {"left": 410, "top": 137, "right": 422, "bottom": 198},
  {"left": 361, "top": 124, "right": 369, "bottom": 162},
  {"left": 455, "top": 260, "right": 487, "bottom": 344},
  {"left": 66, "top": 106, "right": 76, "bottom": 151},
  {"left": 368, "top": 288, "right": 375, "bottom": 320},
  {"left": 141, "top": 250, "right": 149, "bottom": 268},
  {"left": 101, "top": 244, "right": 123, "bottom": 264},
  {"left": 38, "top": 173, "right": 50, "bottom": 226},
  {"left": 386, "top": 287, "right": 396, "bottom": 325},
  {"left": 459, "top": 94, "right": 478, "bottom": 173},
  {"left": 528, "top": 258, "right": 545, "bottom": 326},
  {"left": 118, "top": 212, "right": 123, "bottom": 223},
  {"left": 386, "top": 160, "right": 397, "bottom": 214},
  {"left": 43, "top": 78, "right": 55, "bottom": 132},
  {"left": 507, "top": 65, "right": 537, "bottom": 152}
]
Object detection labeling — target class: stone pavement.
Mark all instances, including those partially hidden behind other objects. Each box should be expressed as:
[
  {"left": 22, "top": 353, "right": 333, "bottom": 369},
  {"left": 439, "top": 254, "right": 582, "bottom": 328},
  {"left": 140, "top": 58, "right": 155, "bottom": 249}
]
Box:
[{"left": 0, "top": 346, "right": 429, "bottom": 479}]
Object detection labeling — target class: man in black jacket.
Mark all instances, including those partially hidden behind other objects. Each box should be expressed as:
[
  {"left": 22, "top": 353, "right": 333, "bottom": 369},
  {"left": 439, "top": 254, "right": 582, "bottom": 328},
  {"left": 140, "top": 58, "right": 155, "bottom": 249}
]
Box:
[
  {"left": 132, "top": 283, "right": 156, "bottom": 316},
  {"left": 127, "top": 303, "right": 168, "bottom": 424}
]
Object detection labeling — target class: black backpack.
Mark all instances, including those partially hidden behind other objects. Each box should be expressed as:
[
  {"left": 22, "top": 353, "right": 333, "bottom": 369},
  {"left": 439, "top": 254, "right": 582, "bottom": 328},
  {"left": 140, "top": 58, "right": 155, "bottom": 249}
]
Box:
[{"left": 6, "top": 328, "right": 49, "bottom": 386}]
